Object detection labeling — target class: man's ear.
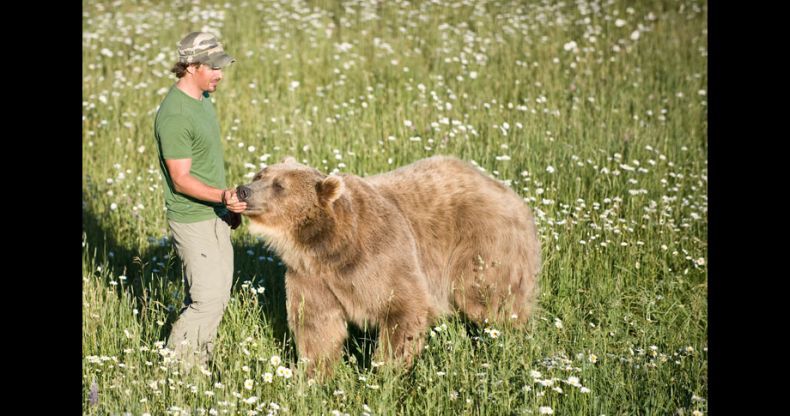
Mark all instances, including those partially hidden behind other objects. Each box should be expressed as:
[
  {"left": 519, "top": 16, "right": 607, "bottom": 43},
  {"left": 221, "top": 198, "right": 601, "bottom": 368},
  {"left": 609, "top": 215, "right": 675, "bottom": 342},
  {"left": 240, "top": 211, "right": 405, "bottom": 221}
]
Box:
[
  {"left": 281, "top": 156, "right": 297, "bottom": 164},
  {"left": 316, "top": 175, "right": 344, "bottom": 206}
]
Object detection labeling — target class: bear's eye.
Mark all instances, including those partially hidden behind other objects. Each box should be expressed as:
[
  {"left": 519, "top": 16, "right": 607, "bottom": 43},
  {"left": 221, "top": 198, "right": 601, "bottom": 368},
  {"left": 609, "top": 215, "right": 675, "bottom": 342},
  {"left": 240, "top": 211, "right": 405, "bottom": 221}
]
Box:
[{"left": 272, "top": 181, "right": 284, "bottom": 191}]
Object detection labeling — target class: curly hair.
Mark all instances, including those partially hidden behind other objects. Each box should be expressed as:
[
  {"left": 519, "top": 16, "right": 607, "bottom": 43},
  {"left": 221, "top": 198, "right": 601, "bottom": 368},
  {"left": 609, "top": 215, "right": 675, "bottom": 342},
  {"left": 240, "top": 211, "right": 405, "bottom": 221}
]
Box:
[{"left": 170, "top": 61, "right": 202, "bottom": 78}]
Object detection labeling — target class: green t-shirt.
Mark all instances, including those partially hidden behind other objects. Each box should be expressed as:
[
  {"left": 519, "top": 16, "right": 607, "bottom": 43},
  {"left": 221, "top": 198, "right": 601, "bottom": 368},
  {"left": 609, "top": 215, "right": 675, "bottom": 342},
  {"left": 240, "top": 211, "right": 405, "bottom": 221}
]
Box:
[{"left": 155, "top": 86, "right": 228, "bottom": 223}]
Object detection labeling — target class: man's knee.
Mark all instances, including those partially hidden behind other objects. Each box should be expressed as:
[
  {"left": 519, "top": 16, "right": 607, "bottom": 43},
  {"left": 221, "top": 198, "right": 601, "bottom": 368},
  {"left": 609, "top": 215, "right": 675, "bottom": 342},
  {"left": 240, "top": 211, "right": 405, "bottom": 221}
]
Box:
[{"left": 186, "top": 295, "right": 227, "bottom": 314}]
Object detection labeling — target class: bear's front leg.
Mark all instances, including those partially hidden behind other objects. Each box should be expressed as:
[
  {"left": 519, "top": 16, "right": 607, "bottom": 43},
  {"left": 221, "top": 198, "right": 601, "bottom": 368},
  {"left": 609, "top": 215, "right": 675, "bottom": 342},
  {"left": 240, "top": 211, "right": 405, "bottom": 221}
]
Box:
[
  {"left": 286, "top": 274, "right": 348, "bottom": 379},
  {"left": 376, "top": 309, "right": 430, "bottom": 368}
]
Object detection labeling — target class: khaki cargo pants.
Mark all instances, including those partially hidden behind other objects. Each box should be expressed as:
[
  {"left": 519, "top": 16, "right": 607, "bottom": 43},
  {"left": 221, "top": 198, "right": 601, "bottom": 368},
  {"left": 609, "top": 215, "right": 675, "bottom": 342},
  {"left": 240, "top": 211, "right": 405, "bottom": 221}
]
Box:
[{"left": 167, "top": 217, "right": 233, "bottom": 368}]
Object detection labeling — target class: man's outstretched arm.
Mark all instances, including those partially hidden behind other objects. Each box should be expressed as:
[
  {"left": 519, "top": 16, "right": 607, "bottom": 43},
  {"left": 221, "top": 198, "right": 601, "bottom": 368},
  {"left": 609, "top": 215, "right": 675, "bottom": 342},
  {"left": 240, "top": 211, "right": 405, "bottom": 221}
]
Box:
[{"left": 165, "top": 158, "right": 246, "bottom": 213}]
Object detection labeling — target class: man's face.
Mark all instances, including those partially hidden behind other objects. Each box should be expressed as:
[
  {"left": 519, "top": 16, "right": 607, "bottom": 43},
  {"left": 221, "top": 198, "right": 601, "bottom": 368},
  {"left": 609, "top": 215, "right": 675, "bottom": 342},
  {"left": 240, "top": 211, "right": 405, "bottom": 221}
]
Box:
[{"left": 192, "top": 64, "right": 223, "bottom": 93}]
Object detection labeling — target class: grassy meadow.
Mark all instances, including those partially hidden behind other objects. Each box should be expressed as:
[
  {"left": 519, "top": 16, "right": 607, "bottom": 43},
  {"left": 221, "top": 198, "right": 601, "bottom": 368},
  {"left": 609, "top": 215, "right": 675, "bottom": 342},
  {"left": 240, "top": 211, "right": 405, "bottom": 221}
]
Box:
[{"left": 82, "top": 0, "right": 708, "bottom": 414}]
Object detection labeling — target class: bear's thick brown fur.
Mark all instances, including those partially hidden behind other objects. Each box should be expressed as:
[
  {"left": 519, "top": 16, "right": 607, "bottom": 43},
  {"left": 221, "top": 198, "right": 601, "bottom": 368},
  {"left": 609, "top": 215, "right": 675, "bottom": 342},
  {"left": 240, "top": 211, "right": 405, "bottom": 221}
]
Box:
[{"left": 239, "top": 156, "right": 540, "bottom": 376}]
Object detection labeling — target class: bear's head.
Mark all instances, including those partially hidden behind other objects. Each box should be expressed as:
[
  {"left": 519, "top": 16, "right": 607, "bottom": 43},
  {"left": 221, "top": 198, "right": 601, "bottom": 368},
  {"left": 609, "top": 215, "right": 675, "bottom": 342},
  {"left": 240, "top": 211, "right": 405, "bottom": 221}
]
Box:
[{"left": 237, "top": 156, "right": 345, "bottom": 242}]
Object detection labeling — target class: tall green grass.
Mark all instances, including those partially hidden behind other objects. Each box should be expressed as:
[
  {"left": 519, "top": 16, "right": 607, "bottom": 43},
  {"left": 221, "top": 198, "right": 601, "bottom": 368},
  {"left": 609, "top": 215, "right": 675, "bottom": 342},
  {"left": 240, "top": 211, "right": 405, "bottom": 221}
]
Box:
[{"left": 83, "top": 0, "right": 707, "bottom": 414}]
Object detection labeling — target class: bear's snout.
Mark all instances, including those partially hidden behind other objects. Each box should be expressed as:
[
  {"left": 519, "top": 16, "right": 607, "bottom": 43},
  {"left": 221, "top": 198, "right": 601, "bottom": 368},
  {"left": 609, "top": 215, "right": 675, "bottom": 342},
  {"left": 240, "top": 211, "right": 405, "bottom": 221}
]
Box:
[{"left": 236, "top": 185, "right": 252, "bottom": 202}]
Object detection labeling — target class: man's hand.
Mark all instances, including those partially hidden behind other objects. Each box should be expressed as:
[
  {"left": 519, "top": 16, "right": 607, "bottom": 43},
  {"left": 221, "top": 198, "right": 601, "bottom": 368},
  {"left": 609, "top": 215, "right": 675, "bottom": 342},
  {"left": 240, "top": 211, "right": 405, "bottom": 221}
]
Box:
[
  {"left": 222, "top": 189, "right": 247, "bottom": 213},
  {"left": 221, "top": 189, "right": 245, "bottom": 230}
]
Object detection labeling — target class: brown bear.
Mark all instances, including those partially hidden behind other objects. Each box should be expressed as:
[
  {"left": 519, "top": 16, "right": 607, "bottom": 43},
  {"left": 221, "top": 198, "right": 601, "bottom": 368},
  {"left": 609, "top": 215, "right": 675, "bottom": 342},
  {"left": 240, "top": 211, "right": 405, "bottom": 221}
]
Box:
[{"left": 237, "top": 155, "right": 540, "bottom": 376}]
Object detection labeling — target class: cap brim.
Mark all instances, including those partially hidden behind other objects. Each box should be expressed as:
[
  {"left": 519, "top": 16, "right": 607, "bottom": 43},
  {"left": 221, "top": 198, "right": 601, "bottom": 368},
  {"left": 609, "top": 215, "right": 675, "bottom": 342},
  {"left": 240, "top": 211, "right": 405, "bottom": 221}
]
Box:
[{"left": 206, "top": 53, "right": 235, "bottom": 69}]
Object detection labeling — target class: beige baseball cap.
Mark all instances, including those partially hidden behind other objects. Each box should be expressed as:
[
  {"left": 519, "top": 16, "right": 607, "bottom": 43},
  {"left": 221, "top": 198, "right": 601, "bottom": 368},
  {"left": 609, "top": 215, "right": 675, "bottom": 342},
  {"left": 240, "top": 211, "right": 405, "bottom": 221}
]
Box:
[{"left": 177, "top": 32, "right": 235, "bottom": 69}]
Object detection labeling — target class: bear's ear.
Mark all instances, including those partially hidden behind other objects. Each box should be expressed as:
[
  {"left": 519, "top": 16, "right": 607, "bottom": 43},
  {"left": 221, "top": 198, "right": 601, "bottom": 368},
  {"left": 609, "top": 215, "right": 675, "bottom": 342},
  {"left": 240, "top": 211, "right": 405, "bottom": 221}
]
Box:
[
  {"left": 281, "top": 156, "right": 297, "bottom": 164},
  {"left": 317, "top": 175, "right": 344, "bottom": 205}
]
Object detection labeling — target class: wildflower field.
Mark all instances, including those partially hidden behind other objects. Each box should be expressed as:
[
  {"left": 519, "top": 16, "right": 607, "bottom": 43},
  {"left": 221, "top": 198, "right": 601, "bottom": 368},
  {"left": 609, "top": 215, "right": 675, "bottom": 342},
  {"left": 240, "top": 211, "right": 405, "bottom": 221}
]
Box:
[{"left": 82, "top": 0, "right": 708, "bottom": 414}]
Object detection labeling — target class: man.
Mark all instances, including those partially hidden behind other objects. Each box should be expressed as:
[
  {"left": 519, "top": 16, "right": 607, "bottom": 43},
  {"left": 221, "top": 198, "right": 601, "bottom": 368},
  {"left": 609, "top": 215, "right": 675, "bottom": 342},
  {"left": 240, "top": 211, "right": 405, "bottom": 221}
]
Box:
[{"left": 154, "top": 32, "right": 246, "bottom": 370}]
